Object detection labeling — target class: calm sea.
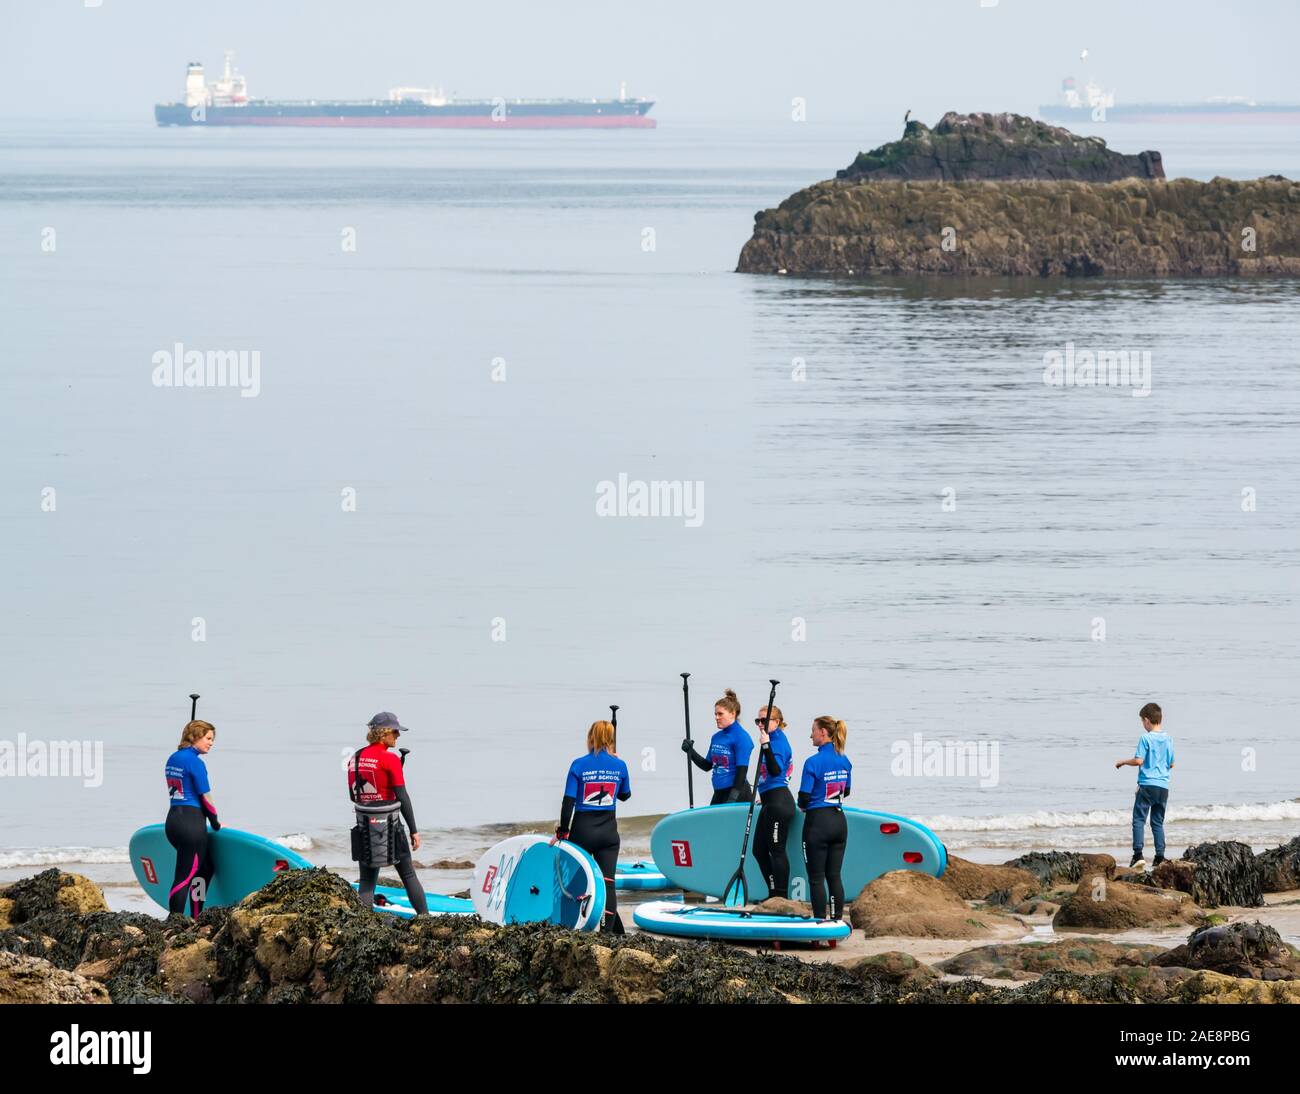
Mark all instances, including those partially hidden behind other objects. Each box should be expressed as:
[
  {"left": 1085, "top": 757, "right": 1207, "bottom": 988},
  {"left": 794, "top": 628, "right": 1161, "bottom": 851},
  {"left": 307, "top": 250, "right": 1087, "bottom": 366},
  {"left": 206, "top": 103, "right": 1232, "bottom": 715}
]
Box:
[{"left": 2, "top": 117, "right": 1298, "bottom": 906}]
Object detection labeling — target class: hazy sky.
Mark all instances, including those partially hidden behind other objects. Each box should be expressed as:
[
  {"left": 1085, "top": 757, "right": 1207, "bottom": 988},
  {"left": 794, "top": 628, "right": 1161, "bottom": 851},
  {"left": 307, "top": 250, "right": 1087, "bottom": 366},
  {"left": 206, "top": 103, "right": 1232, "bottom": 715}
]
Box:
[{"left": 2, "top": 0, "right": 1297, "bottom": 122}]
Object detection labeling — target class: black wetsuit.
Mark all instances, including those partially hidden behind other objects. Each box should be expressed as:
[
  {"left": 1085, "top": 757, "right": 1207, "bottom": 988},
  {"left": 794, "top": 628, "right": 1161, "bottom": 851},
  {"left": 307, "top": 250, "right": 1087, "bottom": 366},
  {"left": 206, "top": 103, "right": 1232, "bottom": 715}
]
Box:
[
  {"left": 799, "top": 799, "right": 848, "bottom": 920},
  {"left": 560, "top": 790, "right": 631, "bottom": 934},
  {"left": 752, "top": 749, "right": 795, "bottom": 898},
  {"left": 165, "top": 805, "right": 215, "bottom": 917}
]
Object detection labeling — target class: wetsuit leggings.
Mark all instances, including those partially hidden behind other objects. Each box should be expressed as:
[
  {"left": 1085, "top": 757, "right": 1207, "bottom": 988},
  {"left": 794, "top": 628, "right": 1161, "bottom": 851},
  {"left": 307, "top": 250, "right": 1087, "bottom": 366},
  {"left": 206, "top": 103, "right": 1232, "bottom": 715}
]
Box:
[
  {"left": 802, "top": 807, "right": 847, "bottom": 920},
  {"left": 752, "top": 787, "right": 796, "bottom": 899},
  {"left": 165, "top": 805, "right": 214, "bottom": 917},
  {"left": 709, "top": 780, "right": 752, "bottom": 806},
  {"left": 570, "top": 810, "right": 623, "bottom": 934},
  {"left": 358, "top": 826, "right": 429, "bottom": 916}
]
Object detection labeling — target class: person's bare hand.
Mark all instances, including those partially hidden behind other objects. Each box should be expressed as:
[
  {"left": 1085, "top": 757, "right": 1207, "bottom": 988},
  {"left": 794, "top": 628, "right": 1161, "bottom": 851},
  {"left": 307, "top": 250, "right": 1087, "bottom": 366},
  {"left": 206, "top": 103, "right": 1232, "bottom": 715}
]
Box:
[{"left": 411, "top": 832, "right": 422, "bottom": 851}]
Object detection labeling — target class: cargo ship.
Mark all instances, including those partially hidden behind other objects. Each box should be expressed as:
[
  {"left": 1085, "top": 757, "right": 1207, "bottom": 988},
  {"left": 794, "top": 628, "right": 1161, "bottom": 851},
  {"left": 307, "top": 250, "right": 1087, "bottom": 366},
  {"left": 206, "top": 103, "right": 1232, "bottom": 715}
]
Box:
[
  {"left": 1040, "top": 77, "right": 1300, "bottom": 124},
  {"left": 156, "top": 52, "right": 656, "bottom": 129}
]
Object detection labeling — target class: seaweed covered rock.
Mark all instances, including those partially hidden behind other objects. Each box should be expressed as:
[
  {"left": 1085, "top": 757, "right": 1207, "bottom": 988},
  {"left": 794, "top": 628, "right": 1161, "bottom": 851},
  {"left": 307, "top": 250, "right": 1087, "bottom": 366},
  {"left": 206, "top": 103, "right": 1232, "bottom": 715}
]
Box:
[
  {"left": 838, "top": 112, "right": 1164, "bottom": 183},
  {"left": 1174, "top": 970, "right": 1300, "bottom": 1004},
  {"left": 846, "top": 951, "right": 941, "bottom": 990},
  {"left": 1182, "top": 841, "right": 1264, "bottom": 908},
  {"left": 0, "top": 871, "right": 171, "bottom": 1003},
  {"left": 1053, "top": 870, "right": 1202, "bottom": 930},
  {"left": 852, "top": 870, "right": 1005, "bottom": 938},
  {"left": 1004, "top": 851, "right": 1115, "bottom": 888},
  {"left": 0, "top": 950, "right": 111, "bottom": 1004},
  {"left": 737, "top": 175, "right": 1300, "bottom": 278},
  {"left": 1256, "top": 836, "right": 1300, "bottom": 893},
  {"left": 0, "top": 869, "right": 109, "bottom": 924},
  {"left": 941, "top": 856, "right": 1040, "bottom": 901},
  {"left": 937, "top": 940, "right": 1167, "bottom": 981},
  {"left": 1150, "top": 921, "right": 1300, "bottom": 980}
]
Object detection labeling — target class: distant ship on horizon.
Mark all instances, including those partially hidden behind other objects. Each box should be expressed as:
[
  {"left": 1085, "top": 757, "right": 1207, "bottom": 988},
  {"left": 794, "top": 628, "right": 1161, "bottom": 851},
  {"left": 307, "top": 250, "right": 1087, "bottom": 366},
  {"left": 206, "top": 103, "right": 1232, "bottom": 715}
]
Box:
[
  {"left": 1040, "top": 76, "right": 1300, "bottom": 124},
  {"left": 155, "top": 51, "right": 656, "bottom": 129}
]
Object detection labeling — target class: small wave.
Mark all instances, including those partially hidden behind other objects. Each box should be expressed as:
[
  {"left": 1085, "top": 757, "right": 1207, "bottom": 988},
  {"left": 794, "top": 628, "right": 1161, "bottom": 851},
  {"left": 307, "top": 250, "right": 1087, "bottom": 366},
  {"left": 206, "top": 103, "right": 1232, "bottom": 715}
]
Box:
[
  {"left": 274, "top": 833, "right": 315, "bottom": 852},
  {"left": 918, "top": 799, "right": 1300, "bottom": 833},
  {"left": 0, "top": 847, "right": 129, "bottom": 868}
]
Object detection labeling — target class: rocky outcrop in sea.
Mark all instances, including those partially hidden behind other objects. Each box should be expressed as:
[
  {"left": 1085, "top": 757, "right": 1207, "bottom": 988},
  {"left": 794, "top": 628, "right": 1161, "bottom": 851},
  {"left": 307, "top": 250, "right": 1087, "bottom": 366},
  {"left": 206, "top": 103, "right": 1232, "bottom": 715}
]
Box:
[{"left": 737, "top": 112, "right": 1300, "bottom": 278}]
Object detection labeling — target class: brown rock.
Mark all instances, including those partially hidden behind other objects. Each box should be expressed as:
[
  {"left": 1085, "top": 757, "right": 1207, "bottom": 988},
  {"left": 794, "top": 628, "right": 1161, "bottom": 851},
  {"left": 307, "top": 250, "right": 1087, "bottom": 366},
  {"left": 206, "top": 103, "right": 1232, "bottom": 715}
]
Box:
[
  {"left": 607, "top": 948, "right": 665, "bottom": 1004},
  {"left": 158, "top": 939, "right": 219, "bottom": 1003},
  {"left": 1151, "top": 859, "right": 1196, "bottom": 894},
  {"left": 1053, "top": 870, "right": 1202, "bottom": 929},
  {"left": 941, "top": 856, "right": 1040, "bottom": 900},
  {"left": 1176, "top": 970, "right": 1300, "bottom": 1004},
  {"left": 851, "top": 870, "right": 1004, "bottom": 938},
  {"left": 0, "top": 950, "right": 110, "bottom": 1004}
]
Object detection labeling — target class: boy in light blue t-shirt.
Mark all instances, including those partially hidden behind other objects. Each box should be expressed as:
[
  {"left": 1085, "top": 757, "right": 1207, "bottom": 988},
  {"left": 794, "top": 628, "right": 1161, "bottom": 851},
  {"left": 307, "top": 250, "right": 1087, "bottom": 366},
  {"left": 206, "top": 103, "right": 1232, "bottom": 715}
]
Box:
[{"left": 1115, "top": 701, "right": 1175, "bottom": 870}]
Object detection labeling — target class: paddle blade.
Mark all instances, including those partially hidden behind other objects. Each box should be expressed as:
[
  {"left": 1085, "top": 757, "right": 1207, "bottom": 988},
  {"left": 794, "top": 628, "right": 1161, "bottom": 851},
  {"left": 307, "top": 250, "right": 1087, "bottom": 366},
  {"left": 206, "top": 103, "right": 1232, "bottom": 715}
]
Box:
[{"left": 723, "top": 874, "right": 747, "bottom": 907}]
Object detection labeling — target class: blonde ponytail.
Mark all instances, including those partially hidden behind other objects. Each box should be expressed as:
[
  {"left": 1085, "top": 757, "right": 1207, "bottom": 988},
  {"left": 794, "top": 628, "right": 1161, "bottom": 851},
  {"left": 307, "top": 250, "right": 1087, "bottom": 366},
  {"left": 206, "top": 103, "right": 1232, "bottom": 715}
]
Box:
[{"left": 814, "top": 715, "right": 847, "bottom": 754}]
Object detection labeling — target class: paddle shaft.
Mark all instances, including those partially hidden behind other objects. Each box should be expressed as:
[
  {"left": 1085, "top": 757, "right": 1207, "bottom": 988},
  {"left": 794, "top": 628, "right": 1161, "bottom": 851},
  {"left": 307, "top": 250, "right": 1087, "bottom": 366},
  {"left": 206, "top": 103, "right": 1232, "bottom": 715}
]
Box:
[
  {"left": 723, "top": 678, "right": 779, "bottom": 905},
  {"left": 609, "top": 704, "right": 618, "bottom": 752},
  {"left": 681, "top": 673, "right": 694, "bottom": 809},
  {"left": 189, "top": 693, "right": 199, "bottom": 720}
]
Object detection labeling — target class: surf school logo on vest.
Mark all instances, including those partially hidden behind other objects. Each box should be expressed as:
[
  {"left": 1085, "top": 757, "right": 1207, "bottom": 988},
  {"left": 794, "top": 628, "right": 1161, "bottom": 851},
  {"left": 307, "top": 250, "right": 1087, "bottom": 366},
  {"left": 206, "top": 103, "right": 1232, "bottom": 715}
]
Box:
[
  {"left": 825, "top": 780, "right": 847, "bottom": 804},
  {"left": 582, "top": 781, "right": 615, "bottom": 806}
]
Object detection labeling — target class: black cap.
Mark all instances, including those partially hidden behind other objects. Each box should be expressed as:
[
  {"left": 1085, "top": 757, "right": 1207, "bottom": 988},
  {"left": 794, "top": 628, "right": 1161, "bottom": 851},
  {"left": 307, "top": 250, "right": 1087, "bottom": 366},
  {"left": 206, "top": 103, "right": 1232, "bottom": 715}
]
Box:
[{"left": 367, "top": 712, "right": 408, "bottom": 733}]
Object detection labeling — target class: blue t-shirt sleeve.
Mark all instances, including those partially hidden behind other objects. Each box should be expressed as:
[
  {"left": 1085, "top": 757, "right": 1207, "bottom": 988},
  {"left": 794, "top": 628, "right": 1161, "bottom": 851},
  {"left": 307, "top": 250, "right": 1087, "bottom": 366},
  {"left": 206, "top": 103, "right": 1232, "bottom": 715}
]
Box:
[
  {"left": 619, "top": 760, "right": 631, "bottom": 796},
  {"left": 733, "top": 728, "right": 753, "bottom": 767},
  {"left": 1135, "top": 736, "right": 1149, "bottom": 760},
  {"left": 191, "top": 754, "right": 211, "bottom": 796},
  {"left": 799, "top": 758, "right": 815, "bottom": 795},
  {"left": 1167, "top": 740, "right": 1175, "bottom": 766},
  {"left": 564, "top": 762, "right": 579, "bottom": 799}
]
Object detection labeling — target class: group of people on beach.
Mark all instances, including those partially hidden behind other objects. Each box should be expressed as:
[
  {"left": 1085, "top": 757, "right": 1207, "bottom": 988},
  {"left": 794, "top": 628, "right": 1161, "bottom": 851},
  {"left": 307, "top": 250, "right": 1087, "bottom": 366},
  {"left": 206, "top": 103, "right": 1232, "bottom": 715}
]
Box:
[{"left": 161, "top": 693, "right": 1173, "bottom": 933}]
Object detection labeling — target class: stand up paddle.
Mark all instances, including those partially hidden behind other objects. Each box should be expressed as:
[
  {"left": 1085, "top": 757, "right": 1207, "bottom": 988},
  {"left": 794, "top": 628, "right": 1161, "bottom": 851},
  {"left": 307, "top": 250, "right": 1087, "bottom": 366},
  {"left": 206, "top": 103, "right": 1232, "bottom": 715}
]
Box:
[
  {"left": 681, "top": 673, "right": 695, "bottom": 809},
  {"left": 189, "top": 693, "right": 200, "bottom": 720},
  {"left": 721, "top": 678, "right": 779, "bottom": 907},
  {"left": 609, "top": 704, "right": 618, "bottom": 749}
]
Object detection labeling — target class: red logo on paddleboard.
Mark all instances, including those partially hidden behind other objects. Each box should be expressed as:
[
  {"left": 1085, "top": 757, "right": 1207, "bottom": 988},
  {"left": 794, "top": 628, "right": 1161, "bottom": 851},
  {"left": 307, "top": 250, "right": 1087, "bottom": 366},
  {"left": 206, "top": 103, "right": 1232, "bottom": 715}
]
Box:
[
  {"left": 671, "top": 840, "right": 692, "bottom": 867},
  {"left": 273, "top": 859, "right": 290, "bottom": 872},
  {"left": 482, "top": 865, "right": 498, "bottom": 894},
  {"left": 141, "top": 857, "right": 157, "bottom": 885}
]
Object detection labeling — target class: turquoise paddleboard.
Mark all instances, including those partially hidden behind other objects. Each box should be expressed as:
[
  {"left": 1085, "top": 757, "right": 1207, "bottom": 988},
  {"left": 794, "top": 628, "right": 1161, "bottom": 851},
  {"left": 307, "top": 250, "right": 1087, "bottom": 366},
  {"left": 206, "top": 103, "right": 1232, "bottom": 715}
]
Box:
[
  {"left": 351, "top": 883, "right": 475, "bottom": 919},
  {"left": 129, "top": 824, "right": 474, "bottom": 919},
  {"left": 129, "top": 825, "right": 311, "bottom": 913},
  {"left": 633, "top": 900, "right": 851, "bottom": 944},
  {"left": 472, "top": 835, "right": 606, "bottom": 931},
  {"left": 614, "top": 860, "right": 672, "bottom": 891},
  {"left": 649, "top": 804, "right": 947, "bottom": 901}
]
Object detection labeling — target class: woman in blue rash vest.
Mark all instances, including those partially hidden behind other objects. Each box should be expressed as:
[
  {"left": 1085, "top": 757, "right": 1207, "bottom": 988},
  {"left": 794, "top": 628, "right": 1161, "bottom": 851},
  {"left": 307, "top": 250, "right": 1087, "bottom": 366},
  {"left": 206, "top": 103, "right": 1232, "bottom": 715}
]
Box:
[
  {"left": 680, "top": 689, "right": 754, "bottom": 805},
  {"left": 798, "top": 715, "right": 853, "bottom": 922},
  {"left": 163, "top": 719, "right": 220, "bottom": 917},
  {"left": 555, "top": 719, "right": 631, "bottom": 933},
  {"left": 751, "top": 703, "right": 796, "bottom": 901}
]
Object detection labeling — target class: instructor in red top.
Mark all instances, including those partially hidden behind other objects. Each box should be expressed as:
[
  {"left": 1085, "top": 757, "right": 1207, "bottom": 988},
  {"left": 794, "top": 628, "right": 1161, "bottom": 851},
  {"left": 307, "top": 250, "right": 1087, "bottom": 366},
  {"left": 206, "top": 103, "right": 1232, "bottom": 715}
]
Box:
[{"left": 346, "top": 711, "right": 429, "bottom": 915}]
